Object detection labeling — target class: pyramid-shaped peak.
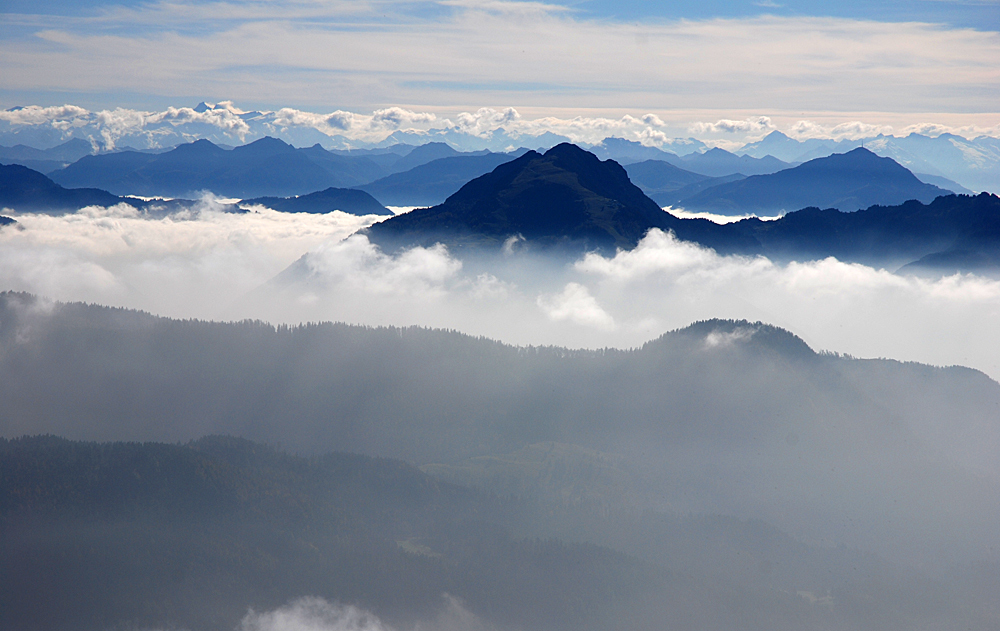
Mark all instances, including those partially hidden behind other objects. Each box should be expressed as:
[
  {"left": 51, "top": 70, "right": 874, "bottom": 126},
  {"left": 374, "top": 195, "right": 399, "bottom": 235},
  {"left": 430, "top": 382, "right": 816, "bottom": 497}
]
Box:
[{"left": 235, "top": 136, "right": 295, "bottom": 155}]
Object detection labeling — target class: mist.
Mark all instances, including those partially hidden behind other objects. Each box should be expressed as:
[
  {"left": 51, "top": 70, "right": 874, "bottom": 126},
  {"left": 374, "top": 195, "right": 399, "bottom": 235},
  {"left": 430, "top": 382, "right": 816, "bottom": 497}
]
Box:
[{"left": 2, "top": 203, "right": 999, "bottom": 379}]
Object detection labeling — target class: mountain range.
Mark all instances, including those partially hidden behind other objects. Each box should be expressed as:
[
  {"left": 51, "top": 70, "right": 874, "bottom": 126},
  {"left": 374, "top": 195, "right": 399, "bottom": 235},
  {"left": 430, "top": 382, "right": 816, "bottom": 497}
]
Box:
[
  {"left": 3, "top": 291, "right": 1000, "bottom": 585},
  {"left": 357, "top": 151, "right": 522, "bottom": 206},
  {"left": 358, "top": 143, "right": 997, "bottom": 273},
  {"left": 0, "top": 163, "right": 240, "bottom": 215},
  {"left": 8, "top": 431, "right": 984, "bottom": 631},
  {"left": 676, "top": 148, "right": 948, "bottom": 214},
  {"left": 739, "top": 131, "right": 1000, "bottom": 193},
  {"left": 361, "top": 143, "right": 754, "bottom": 255},
  {"left": 3, "top": 100, "right": 997, "bottom": 192}
]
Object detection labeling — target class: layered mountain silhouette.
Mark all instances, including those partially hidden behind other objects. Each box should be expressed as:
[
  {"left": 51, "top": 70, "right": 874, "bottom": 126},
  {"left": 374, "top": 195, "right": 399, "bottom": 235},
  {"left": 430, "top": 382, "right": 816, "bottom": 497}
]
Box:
[
  {"left": 623, "top": 160, "right": 746, "bottom": 206},
  {"left": 355, "top": 144, "right": 999, "bottom": 273},
  {"left": 0, "top": 138, "right": 94, "bottom": 173},
  {"left": 677, "top": 148, "right": 949, "bottom": 214},
  {"left": 357, "top": 152, "right": 521, "bottom": 206},
  {"left": 362, "top": 143, "right": 754, "bottom": 255},
  {"left": 1, "top": 163, "right": 123, "bottom": 212},
  {"left": 664, "top": 147, "right": 790, "bottom": 177},
  {"left": 49, "top": 137, "right": 386, "bottom": 198},
  {"left": 242, "top": 187, "right": 390, "bottom": 215},
  {"left": 731, "top": 192, "right": 1000, "bottom": 272},
  {"left": 44, "top": 136, "right": 519, "bottom": 201},
  {"left": 0, "top": 163, "right": 239, "bottom": 214}
]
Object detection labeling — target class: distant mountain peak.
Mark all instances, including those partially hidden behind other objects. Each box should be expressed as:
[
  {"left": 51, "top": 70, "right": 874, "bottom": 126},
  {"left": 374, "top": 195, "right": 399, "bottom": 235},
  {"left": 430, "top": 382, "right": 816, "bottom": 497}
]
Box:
[{"left": 234, "top": 136, "right": 295, "bottom": 155}]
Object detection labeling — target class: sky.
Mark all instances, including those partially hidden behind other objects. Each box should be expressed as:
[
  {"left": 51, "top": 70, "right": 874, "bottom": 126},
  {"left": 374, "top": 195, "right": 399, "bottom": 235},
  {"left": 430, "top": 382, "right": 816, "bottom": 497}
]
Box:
[{"left": 1, "top": 0, "right": 999, "bottom": 138}]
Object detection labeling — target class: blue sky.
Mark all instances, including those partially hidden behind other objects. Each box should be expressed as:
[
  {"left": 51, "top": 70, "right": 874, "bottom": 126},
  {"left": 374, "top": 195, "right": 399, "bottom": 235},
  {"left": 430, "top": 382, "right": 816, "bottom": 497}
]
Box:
[{"left": 1, "top": 0, "right": 998, "bottom": 133}]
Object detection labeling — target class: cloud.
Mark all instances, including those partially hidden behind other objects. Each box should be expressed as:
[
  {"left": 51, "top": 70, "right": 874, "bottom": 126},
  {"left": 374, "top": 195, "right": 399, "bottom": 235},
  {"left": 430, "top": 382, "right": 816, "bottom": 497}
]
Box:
[
  {"left": 787, "top": 120, "right": 894, "bottom": 141},
  {"left": 537, "top": 282, "right": 615, "bottom": 330},
  {"left": 0, "top": 198, "right": 384, "bottom": 319},
  {"left": 4, "top": 5, "right": 999, "bottom": 118},
  {"left": 4, "top": 211, "right": 1000, "bottom": 380},
  {"left": 239, "top": 594, "right": 491, "bottom": 631},
  {"left": 241, "top": 598, "right": 390, "bottom": 631},
  {"left": 0, "top": 105, "right": 90, "bottom": 127},
  {"left": 689, "top": 116, "right": 775, "bottom": 135},
  {"left": 302, "top": 236, "right": 462, "bottom": 296}
]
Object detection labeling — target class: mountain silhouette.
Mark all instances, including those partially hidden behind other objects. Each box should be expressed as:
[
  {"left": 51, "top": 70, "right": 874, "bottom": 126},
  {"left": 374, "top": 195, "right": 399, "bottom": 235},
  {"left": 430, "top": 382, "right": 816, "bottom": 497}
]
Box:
[
  {"left": 50, "top": 137, "right": 387, "bottom": 198},
  {"left": 363, "top": 143, "right": 753, "bottom": 254},
  {"left": 0, "top": 163, "right": 123, "bottom": 212},
  {"left": 664, "top": 148, "right": 789, "bottom": 177},
  {"left": 242, "top": 187, "right": 390, "bottom": 215},
  {"left": 622, "top": 160, "right": 709, "bottom": 198},
  {"left": 678, "top": 148, "right": 949, "bottom": 215},
  {"left": 0, "top": 163, "right": 242, "bottom": 215},
  {"left": 357, "top": 152, "right": 521, "bottom": 206},
  {"left": 728, "top": 192, "right": 1000, "bottom": 272}
]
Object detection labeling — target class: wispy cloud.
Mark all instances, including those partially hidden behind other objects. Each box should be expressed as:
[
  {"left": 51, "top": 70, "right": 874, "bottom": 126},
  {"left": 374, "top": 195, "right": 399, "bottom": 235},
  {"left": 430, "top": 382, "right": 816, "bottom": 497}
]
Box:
[{"left": 2, "top": 2, "right": 998, "bottom": 117}]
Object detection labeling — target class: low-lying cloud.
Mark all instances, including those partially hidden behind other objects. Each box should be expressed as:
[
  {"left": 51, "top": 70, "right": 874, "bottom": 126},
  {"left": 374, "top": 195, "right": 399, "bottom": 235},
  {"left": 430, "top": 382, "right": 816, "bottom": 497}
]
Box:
[
  {"left": 3, "top": 210, "right": 1000, "bottom": 380},
  {"left": 240, "top": 595, "right": 491, "bottom": 631}
]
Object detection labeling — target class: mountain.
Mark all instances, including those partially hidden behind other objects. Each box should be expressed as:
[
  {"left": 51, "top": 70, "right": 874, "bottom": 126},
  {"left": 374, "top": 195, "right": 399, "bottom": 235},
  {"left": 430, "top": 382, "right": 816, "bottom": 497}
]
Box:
[
  {"left": 0, "top": 215, "right": 15, "bottom": 227},
  {"left": 670, "top": 148, "right": 790, "bottom": 177},
  {"left": 0, "top": 163, "right": 241, "bottom": 215},
  {"left": 621, "top": 160, "right": 748, "bottom": 206},
  {"left": 9, "top": 432, "right": 983, "bottom": 631},
  {"left": 4, "top": 291, "right": 1000, "bottom": 585},
  {"left": 653, "top": 174, "right": 747, "bottom": 208},
  {"left": 385, "top": 141, "right": 486, "bottom": 174},
  {"left": 739, "top": 132, "right": 1000, "bottom": 193},
  {"left": 915, "top": 172, "right": 974, "bottom": 195},
  {"left": 362, "top": 143, "right": 753, "bottom": 254},
  {"left": 0, "top": 138, "right": 94, "bottom": 173},
  {"left": 0, "top": 435, "right": 675, "bottom": 631},
  {"left": 727, "top": 192, "right": 1000, "bottom": 272},
  {"left": 49, "top": 137, "right": 389, "bottom": 198},
  {"left": 677, "top": 148, "right": 948, "bottom": 215},
  {"left": 242, "top": 187, "right": 390, "bottom": 215},
  {"left": 588, "top": 137, "right": 679, "bottom": 164},
  {"left": 0, "top": 163, "right": 124, "bottom": 212},
  {"left": 356, "top": 151, "right": 521, "bottom": 207}
]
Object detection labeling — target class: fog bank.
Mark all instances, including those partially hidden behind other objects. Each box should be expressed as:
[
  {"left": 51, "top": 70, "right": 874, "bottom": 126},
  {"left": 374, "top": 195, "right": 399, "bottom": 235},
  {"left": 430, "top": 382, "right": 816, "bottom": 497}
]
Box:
[{"left": 2, "top": 204, "right": 999, "bottom": 378}]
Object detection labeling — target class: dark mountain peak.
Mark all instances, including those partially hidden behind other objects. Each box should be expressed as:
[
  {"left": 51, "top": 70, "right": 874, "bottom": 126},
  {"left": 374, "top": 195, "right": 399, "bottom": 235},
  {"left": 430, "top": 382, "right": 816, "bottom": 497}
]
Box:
[
  {"left": 702, "top": 147, "right": 734, "bottom": 156},
  {"left": 363, "top": 143, "right": 676, "bottom": 253},
  {"left": 233, "top": 136, "right": 295, "bottom": 156},
  {"left": 650, "top": 319, "right": 816, "bottom": 360},
  {"left": 193, "top": 101, "right": 214, "bottom": 113},
  {"left": 762, "top": 130, "right": 790, "bottom": 141}
]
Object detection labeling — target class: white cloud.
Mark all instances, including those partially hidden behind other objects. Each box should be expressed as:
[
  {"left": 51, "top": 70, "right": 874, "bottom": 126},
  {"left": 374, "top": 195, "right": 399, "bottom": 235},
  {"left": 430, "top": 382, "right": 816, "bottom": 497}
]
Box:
[
  {"left": 0, "top": 104, "right": 90, "bottom": 127},
  {"left": 241, "top": 598, "right": 390, "bottom": 631},
  {"left": 537, "top": 282, "right": 615, "bottom": 330},
  {"left": 4, "top": 213, "right": 1000, "bottom": 380},
  {"left": 689, "top": 116, "right": 775, "bottom": 136},
  {"left": 302, "top": 236, "right": 462, "bottom": 296},
  {"left": 787, "top": 120, "right": 894, "bottom": 141},
  {"left": 4, "top": 7, "right": 998, "bottom": 119},
  {"left": 0, "top": 199, "right": 384, "bottom": 319}
]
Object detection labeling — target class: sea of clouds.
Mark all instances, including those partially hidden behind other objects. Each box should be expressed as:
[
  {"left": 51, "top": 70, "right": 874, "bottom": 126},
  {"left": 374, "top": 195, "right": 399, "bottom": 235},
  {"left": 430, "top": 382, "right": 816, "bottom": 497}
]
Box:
[{"left": 2, "top": 201, "right": 999, "bottom": 380}]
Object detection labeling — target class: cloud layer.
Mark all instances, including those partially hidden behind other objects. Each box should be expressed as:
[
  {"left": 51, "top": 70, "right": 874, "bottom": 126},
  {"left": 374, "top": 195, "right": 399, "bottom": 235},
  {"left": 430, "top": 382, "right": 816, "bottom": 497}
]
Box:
[{"left": 3, "top": 208, "right": 1000, "bottom": 381}]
